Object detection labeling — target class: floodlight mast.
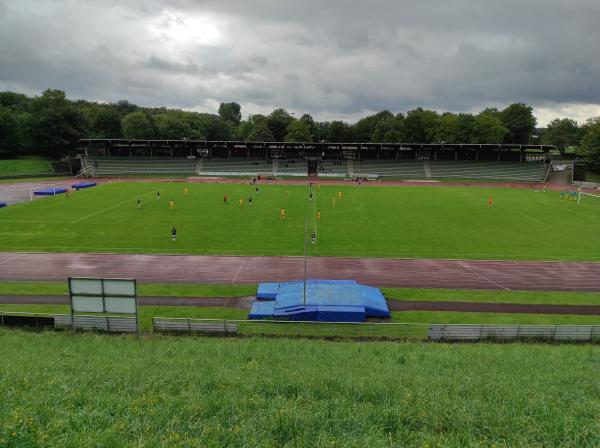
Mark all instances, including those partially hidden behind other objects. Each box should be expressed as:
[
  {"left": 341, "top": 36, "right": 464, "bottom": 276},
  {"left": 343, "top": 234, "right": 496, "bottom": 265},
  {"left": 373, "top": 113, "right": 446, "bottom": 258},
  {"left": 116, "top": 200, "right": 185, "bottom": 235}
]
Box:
[{"left": 303, "top": 216, "right": 307, "bottom": 306}]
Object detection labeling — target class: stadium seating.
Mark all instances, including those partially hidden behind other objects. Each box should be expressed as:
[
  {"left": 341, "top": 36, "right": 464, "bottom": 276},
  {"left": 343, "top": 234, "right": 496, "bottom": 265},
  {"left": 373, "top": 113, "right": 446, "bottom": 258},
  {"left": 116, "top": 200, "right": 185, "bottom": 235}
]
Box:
[
  {"left": 428, "top": 161, "right": 547, "bottom": 182},
  {"left": 317, "top": 160, "right": 349, "bottom": 177},
  {"left": 276, "top": 159, "right": 307, "bottom": 176},
  {"left": 352, "top": 160, "right": 427, "bottom": 178},
  {"left": 84, "top": 157, "right": 197, "bottom": 176},
  {"left": 83, "top": 156, "right": 548, "bottom": 182},
  {"left": 198, "top": 158, "right": 273, "bottom": 176}
]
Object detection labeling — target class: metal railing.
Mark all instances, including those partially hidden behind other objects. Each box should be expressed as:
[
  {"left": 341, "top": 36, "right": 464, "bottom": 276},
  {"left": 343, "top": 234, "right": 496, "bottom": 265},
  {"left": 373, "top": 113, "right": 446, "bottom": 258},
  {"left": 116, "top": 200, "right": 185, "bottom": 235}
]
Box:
[
  {"left": 0, "top": 311, "right": 137, "bottom": 333},
  {"left": 2, "top": 312, "right": 599, "bottom": 342},
  {"left": 153, "top": 318, "right": 600, "bottom": 343}
]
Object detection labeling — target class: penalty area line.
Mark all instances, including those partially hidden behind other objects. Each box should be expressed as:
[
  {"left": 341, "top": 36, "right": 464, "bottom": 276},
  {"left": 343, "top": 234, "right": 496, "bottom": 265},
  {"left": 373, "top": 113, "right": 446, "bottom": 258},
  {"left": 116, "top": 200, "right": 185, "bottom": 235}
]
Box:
[{"left": 70, "top": 189, "right": 164, "bottom": 224}]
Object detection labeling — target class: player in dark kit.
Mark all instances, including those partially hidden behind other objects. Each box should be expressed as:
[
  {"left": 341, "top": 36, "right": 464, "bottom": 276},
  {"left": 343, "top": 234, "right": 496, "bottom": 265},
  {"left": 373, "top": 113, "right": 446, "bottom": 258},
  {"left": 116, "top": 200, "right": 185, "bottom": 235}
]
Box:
[{"left": 171, "top": 227, "right": 177, "bottom": 242}]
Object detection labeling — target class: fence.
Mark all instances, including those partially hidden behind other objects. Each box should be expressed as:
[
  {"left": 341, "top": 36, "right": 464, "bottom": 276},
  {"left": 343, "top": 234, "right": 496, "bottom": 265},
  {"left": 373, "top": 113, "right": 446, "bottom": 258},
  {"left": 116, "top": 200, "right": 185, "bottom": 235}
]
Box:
[
  {"left": 0, "top": 311, "right": 137, "bottom": 333},
  {"left": 3, "top": 312, "right": 599, "bottom": 342},
  {"left": 152, "top": 318, "right": 600, "bottom": 343}
]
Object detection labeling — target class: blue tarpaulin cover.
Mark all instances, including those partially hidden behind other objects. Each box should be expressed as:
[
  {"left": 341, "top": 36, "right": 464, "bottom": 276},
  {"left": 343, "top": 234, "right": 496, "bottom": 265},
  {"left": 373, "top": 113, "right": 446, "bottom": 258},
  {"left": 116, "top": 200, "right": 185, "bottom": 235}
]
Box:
[
  {"left": 33, "top": 188, "right": 67, "bottom": 196},
  {"left": 256, "top": 282, "right": 279, "bottom": 300},
  {"left": 72, "top": 182, "right": 97, "bottom": 189},
  {"left": 250, "top": 279, "right": 390, "bottom": 322},
  {"left": 249, "top": 301, "right": 276, "bottom": 319},
  {"left": 0, "top": 202, "right": 7, "bottom": 208}
]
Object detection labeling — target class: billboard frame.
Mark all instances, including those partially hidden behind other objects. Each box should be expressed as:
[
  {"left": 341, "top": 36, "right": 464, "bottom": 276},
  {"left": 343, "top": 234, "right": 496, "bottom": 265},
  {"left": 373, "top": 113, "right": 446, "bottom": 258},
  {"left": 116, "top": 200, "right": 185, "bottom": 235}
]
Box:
[{"left": 68, "top": 277, "right": 139, "bottom": 334}]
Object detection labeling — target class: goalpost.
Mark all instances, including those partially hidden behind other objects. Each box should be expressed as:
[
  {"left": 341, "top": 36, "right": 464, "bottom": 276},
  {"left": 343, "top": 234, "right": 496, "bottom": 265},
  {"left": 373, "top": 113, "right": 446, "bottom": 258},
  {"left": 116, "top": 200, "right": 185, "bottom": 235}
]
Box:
[{"left": 577, "top": 190, "right": 600, "bottom": 206}]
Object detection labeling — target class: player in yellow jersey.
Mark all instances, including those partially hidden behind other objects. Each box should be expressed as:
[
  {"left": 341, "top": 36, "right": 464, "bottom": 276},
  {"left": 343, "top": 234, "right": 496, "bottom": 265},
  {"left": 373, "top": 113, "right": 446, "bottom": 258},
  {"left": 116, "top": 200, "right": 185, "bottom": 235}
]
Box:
[{"left": 169, "top": 199, "right": 174, "bottom": 210}]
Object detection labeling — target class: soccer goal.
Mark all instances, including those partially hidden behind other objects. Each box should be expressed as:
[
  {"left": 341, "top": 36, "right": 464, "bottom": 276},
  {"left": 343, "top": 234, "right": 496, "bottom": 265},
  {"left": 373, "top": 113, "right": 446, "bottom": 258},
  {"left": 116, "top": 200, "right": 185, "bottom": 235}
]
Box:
[{"left": 577, "top": 191, "right": 600, "bottom": 206}]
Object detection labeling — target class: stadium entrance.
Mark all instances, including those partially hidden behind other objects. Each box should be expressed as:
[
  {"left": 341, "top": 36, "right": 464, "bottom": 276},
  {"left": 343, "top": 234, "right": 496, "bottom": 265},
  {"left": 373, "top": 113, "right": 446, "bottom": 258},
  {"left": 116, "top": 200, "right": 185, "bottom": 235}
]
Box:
[{"left": 307, "top": 159, "right": 318, "bottom": 175}]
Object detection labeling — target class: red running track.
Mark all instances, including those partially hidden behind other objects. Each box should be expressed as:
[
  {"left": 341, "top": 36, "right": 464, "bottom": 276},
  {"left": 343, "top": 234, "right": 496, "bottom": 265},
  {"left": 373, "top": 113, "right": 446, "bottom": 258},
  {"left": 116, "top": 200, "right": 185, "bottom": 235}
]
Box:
[{"left": 1, "top": 252, "right": 600, "bottom": 291}]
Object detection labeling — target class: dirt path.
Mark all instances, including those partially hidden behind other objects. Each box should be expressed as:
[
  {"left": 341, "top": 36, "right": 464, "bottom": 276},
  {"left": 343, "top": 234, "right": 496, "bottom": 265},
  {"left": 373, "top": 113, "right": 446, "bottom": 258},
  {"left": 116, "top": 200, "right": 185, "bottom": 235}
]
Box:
[
  {"left": 2, "top": 294, "right": 599, "bottom": 315},
  {"left": 1, "top": 252, "right": 600, "bottom": 291}
]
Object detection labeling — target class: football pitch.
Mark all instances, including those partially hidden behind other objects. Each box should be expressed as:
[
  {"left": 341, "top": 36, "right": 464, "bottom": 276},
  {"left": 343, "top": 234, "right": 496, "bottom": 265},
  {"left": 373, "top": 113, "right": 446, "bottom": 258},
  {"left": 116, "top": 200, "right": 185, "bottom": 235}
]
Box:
[{"left": 0, "top": 181, "right": 599, "bottom": 260}]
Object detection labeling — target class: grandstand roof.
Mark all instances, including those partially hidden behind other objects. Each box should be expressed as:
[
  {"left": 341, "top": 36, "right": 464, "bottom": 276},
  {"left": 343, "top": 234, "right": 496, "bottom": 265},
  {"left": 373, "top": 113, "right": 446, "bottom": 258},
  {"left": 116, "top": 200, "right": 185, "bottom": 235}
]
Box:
[{"left": 80, "top": 139, "right": 555, "bottom": 153}]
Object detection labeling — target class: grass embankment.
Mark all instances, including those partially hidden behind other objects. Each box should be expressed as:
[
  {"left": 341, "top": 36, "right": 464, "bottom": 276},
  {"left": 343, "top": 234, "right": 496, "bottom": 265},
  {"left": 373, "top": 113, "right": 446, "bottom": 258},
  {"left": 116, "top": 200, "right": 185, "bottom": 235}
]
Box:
[
  {"left": 1, "top": 182, "right": 600, "bottom": 260},
  {"left": 0, "top": 158, "right": 56, "bottom": 177},
  {"left": 1, "top": 329, "right": 599, "bottom": 447}
]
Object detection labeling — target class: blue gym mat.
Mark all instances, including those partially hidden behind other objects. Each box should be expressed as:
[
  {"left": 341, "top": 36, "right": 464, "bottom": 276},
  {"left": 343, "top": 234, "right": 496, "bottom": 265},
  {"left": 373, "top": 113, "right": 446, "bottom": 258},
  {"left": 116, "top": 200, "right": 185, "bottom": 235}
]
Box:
[
  {"left": 250, "top": 279, "right": 390, "bottom": 322},
  {"left": 33, "top": 188, "right": 67, "bottom": 196},
  {"left": 72, "top": 182, "right": 97, "bottom": 189}
]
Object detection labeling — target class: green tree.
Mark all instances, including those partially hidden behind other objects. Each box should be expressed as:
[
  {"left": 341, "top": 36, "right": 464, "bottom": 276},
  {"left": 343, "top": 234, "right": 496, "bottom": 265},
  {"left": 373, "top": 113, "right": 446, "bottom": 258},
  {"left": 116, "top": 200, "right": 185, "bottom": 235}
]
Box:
[
  {"left": 456, "top": 113, "right": 475, "bottom": 143},
  {"left": 284, "top": 120, "right": 312, "bottom": 142},
  {"left": 371, "top": 114, "right": 405, "bottom": 142},
  {"left": 353, "top": 110, "right": 394, "bottom": 142},
  {"left": 267, "top": 109, "right": 294, "bottom": 141},
  {"left": 404, "top": 108, "right": 440, "bottom": 143},
  {"left": 325, "top": 121, "right": 350, "bottom": 142},
  {"left": 435, "top": 113, "right": 460, "bottom": 143},
  {"left": 0, "top": 106, "right": 20, "bottom": 157},
  {"left": 155, "top": 113, "right": 194, "bottom": 139},
  {"left": 542, "top": 118, "right": 581, "bottom": 154},
  {"left": 501, "top": 103, "right": 537, "bottom": 144},
  {"left": 122, "top": 111, "right": 157, "bottom": 139},
  {"left": 247, "top": 122, "right": 274, "bottom": 142},
  {"left": 218, "top": 102, "right": 242, "bottom": 126},
  {"left": 579, "top": 118, "right": 600, "bottom": 173},
  {"left": 471, "top": 112, "right": 509, "bottom": 143},
  {"left": 115, "top": 100, "right": 138, "bottom": 116},
  {"left": 92, "top": 107, "right": 122, "bottom": 138},
  {"left": 29, "top": 89, "right": 87, "bottom": 157}
]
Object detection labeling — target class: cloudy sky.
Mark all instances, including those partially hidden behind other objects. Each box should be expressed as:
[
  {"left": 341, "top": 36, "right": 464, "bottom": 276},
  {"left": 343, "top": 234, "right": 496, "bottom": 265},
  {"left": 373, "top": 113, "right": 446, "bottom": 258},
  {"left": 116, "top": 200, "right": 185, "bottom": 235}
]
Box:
[{"left": 1, "top": 0, "right": 600, "bottom": 125}]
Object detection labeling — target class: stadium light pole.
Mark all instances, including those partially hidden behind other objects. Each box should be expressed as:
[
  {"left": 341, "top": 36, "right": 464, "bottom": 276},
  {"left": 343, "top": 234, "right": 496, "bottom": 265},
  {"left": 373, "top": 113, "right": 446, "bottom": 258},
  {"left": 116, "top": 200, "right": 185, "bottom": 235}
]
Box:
[{"left": 303, "top": 216, "right": 307, "bottom": 305}]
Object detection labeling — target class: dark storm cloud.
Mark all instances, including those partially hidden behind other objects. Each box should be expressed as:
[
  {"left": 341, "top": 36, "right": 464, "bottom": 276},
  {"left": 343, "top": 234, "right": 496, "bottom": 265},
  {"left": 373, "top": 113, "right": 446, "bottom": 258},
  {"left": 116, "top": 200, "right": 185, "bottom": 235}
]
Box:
[{"left": 1, "top": 0, "right": 600, "bottom": 123}]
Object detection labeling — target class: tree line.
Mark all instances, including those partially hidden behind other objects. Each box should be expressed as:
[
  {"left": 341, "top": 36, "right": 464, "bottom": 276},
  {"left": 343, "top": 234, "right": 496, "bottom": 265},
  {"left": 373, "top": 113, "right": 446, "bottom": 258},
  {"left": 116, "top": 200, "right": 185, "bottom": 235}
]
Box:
[{"left": 0, "top": 88, "right": 599, "bottom": 171}]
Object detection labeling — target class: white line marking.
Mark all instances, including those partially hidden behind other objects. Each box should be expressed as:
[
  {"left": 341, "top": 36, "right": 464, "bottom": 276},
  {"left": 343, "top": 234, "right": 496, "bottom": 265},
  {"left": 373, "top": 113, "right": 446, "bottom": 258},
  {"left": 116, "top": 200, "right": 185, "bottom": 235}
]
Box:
[
  {"left": 231, "top": 257, "right": 247, "bottom": 284},
  {"left": 462, "top": 264, "right": 511, "bottom": 290},
  {"left": 71, "top": 189, "right": 163, "bottom": 224}
]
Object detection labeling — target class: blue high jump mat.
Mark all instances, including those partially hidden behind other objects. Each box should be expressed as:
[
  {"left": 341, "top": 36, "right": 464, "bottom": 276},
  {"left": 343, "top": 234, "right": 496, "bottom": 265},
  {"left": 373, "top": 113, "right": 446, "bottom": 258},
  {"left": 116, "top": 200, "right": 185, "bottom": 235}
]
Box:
[
  {"left": 0, "top": 202, "right": 7, "bottom": 208},
  {"left": 250, "top": 279, "right": 390, "bottom": 322},
  {"left": 71, "top": 182, "right": 96, "bottom": 189},
  {"left": 33, "top": 188, "right": 67, "bottom": 196}
]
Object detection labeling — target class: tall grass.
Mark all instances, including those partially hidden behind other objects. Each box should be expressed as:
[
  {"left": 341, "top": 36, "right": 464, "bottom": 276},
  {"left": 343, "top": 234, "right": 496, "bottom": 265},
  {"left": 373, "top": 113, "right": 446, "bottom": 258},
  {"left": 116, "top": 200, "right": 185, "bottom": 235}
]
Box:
[{"left": 0, "top": 329, "right": 598, "bottom": 447}]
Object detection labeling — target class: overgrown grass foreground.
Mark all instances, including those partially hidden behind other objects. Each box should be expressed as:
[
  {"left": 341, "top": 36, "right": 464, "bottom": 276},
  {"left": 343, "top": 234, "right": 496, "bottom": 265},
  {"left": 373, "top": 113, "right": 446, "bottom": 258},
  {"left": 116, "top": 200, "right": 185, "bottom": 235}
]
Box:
[
  {"left": 1, "top": 182, "right": 600, "bottom": 259},
  {"left": 1, "top": 329, "right": 599, "bottom": 447}
]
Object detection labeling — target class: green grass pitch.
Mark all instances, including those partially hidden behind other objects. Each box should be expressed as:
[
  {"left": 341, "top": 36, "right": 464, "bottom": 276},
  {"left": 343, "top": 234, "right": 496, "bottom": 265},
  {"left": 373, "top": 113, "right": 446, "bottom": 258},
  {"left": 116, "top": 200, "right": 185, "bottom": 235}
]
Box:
[{"left": 0, "top": 181, "right": 599, "bottom": 260}]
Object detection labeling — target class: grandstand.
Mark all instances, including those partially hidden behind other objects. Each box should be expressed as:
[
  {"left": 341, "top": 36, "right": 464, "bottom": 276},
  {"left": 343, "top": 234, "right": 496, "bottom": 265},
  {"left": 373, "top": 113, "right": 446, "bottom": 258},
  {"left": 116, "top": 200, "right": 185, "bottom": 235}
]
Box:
[
  {"left": 79, "top": 140, "right": 555, "bottom": 182},
  {"left": 352, "top": 160, "right": 426, "bottom": 178},
  {"left": 84, "top": 157, "right": 198, "bottom": 177},
  {"left": 429, "top": 161, "right": 548, "bottom": 182},
  {"left": 276, "top": 159, "right": 306, "bottom": 176},
  {"left": 318, "top": 160, "right": 349, "bottom": 177},
  {"left": 199, "top": 158, "right": 273, "bottom": 176}
]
